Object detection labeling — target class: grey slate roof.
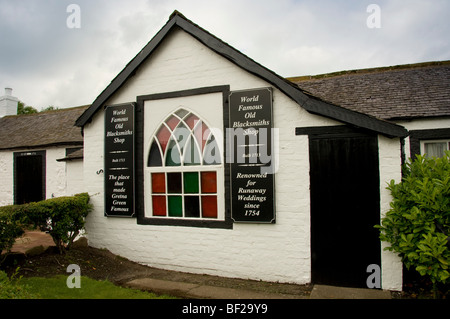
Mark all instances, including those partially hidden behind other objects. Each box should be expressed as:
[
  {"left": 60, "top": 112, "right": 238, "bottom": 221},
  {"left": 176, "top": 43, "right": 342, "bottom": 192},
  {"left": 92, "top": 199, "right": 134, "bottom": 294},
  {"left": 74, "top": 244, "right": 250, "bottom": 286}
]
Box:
[
  {"left": 0, "top": 105, "right": 88, "bottom": 150},
  {"left": 289, "top": 61, "right": 450, "bottom": 121}
]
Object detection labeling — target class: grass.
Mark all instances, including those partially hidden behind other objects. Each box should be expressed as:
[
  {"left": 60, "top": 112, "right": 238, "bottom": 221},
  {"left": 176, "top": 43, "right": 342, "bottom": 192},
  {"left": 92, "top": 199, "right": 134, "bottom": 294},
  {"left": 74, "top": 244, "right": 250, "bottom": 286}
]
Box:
[{"left": 18, "top": 275, "right": 175, "bottom": 299}]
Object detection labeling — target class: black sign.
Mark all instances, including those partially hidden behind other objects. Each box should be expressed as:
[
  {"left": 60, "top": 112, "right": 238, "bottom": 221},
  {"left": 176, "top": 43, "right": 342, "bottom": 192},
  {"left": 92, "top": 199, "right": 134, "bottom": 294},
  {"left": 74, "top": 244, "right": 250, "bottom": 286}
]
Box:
[
  {"left": 229, "top": 88, "right": 275, "bottom": 223},
  {"left": 104, "top": 103, "right": 135, "bottom": 217}
]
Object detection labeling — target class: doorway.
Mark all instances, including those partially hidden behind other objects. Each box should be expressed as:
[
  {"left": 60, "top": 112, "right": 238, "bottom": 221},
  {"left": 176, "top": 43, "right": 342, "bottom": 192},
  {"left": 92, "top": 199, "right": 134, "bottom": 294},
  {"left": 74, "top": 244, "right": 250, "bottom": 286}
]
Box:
[
  {"left": 14, "top": 151, "right": 46, "bottom": 205},
  {"left": 309, "top": 130, "right": 381, "bottom": 288}
]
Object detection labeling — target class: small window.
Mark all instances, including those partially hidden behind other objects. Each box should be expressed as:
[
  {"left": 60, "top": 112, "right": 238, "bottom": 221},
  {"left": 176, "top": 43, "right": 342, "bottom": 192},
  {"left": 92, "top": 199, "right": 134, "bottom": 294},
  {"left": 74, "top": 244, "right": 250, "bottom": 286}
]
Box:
[
  {"left": 421, "top": 140, "right": 450, "bottom": 158},
  {"left": 146, "top": 109, "right": 221, "bottom": 219}
]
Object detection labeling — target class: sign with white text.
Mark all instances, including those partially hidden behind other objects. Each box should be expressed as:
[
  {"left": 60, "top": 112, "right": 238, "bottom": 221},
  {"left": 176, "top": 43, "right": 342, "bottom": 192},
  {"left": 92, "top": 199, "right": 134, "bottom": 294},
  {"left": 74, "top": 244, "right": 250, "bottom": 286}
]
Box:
[
  {"left": 229, "top": 88, "right": 275, "bottom": 223},
  {"left": 104, "top": 103, "right": 135, "bottom": 217}
]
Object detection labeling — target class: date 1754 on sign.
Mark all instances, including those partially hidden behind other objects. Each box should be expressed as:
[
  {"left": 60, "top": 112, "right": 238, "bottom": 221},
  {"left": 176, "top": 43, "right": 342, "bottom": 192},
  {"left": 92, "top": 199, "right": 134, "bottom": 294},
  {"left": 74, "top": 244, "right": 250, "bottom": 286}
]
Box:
[{"left": 245, "top": 210, "right": 260, "bottom": 216}]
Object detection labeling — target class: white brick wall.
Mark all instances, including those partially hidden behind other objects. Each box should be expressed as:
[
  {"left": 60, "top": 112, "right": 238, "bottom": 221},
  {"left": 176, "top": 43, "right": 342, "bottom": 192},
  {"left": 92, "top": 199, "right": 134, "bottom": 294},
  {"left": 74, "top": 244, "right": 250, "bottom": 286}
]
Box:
[{"left": 83, "top": 28, "right": 403, "bottom": 288}]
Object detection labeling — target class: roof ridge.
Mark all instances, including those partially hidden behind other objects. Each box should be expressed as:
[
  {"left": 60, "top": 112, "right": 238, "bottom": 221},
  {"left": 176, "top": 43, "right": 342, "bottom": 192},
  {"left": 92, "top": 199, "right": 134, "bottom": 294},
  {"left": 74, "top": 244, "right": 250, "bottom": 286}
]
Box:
[
  {"left": 75, "top": 11, "right": 407, "bottom": 137},
  {"left": 287, "top": 60, "right": 450, "bottom": 82},
  {"left": 2, "top": 104, "right": 89, "bottom": 119}
]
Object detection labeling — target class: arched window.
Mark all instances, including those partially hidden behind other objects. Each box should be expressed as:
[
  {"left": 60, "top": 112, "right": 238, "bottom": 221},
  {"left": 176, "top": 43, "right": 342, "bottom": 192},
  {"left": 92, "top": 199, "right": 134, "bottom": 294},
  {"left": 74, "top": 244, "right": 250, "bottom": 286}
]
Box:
[{"left": 147, "top": 108, "right": 222, "bottom": 219}]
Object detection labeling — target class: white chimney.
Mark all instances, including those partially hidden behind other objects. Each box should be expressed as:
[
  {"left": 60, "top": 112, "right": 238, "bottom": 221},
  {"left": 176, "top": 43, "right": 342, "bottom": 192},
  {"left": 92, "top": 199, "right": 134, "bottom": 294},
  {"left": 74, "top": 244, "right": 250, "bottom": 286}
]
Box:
[{"left": 0, "top": 88, "right": 19, "bottom": 117}]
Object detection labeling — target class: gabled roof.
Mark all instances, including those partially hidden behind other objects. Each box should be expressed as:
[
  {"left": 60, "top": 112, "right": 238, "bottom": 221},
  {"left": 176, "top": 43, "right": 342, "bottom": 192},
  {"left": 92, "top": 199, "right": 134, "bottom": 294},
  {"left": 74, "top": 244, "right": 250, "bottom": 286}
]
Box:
[
  {"left": 289, "top": 61, "right": 450, "bottom": 121},
  {"left": 0, "top": 105, "right": 87, "bottom": 151},
  {"left": 76, "top": 11, "right": 407, "bottom": 138}
]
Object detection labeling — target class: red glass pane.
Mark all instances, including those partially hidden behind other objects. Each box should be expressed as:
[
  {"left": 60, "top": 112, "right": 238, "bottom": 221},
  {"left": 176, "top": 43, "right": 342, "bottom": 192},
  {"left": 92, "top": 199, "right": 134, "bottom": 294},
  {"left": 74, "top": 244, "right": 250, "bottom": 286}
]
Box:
[
  {"left": 152, "top": 196, "right": 166, "bottom": 216},
  {"left": 194, "top": 121, "right": 210, "bottom": 152},
  {"left": 201, "top": 171, "right": 217, "bottom": 193},
  {"left": 151, "top": 173, "right": 165, "bottom": 193},
  {"left": 184, "top": 114, "right": 199, "bottom": 130},
  {"left": 156, "top": 125, "right": 171, "bottom": 154},
  {"left": 166, "top": 115, "right": 180, "bottom": 131},
  {"left": 201, "top": 196, "right": 217, "bottom": 218}
]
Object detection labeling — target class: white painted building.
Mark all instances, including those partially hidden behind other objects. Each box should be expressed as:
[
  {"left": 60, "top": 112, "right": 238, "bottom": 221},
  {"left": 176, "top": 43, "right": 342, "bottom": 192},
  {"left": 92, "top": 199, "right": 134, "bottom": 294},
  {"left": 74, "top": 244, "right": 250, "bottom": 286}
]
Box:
[
  {"left": 74, "top": 12, "right": 418, "bottom": 291},
  {"left": 0, "top": 89, "right": 87, "bottom": 206},
  {"left": 2, "top": 12, "right": 449, "bottom": 291}
]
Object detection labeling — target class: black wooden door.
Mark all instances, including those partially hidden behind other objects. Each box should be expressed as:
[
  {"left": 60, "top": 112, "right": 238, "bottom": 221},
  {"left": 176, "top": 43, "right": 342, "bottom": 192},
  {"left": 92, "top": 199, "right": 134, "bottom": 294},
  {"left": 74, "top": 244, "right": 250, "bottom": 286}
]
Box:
[
  {"left": 14, "top": 152, "right": 45, "bottom": 205},
  {"left": 309, "top": 133, "right": 381, "bottom": 288}
]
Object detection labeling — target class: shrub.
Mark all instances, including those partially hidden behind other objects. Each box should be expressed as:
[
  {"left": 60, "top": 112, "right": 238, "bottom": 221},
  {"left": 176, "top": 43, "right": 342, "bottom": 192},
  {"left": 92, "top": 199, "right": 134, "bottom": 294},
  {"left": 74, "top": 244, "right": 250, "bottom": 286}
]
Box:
[
  {"left": 0, "top": 193, "right": 92, "bottom": 255},
  {"left": 377, "top": 152, "right": 449, "bottom": 297},
  {"left": 0, "top": 206, "right": 25, "bottom": 256}
]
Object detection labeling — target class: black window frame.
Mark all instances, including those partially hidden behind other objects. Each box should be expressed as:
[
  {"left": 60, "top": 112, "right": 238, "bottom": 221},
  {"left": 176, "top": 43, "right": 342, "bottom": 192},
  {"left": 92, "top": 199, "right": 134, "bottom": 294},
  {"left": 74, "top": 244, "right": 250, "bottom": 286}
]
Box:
[
  {"left": 135, "top": 85, "right": 233, "bottom": 229},
  {"left": 409, "top": 128, "right": 450, "bottom": 159}
]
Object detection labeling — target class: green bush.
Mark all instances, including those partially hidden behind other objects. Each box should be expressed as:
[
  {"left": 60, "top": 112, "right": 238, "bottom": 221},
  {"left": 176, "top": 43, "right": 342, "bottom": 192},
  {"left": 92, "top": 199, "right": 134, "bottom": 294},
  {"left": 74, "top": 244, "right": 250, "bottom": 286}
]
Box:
[
  {"left": 377, "top": 152, "right": 449, "bottom": 297},
  {"left": 23, "top": 193, "right": 93, "bottom": 253},
  {"left": 0, "top": 193, "right": 92, "bottom": 255},
  {"left": 0, "top": 206, "right": 25, "bottom": 256}
]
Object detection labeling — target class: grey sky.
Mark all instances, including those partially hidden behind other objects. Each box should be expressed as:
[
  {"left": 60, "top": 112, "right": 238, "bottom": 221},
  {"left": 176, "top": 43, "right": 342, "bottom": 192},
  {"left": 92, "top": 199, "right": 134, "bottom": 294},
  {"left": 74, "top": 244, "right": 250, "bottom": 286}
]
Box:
[{"left": 1, "top": 0, "right": 449, "bottom": 109}]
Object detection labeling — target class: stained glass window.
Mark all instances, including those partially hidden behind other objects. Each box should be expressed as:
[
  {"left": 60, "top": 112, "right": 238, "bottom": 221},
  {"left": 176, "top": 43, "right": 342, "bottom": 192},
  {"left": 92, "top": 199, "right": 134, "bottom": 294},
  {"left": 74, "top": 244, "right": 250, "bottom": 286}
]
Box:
[{"left": 147, "top": 109, "right": 221, "bottom": 219}]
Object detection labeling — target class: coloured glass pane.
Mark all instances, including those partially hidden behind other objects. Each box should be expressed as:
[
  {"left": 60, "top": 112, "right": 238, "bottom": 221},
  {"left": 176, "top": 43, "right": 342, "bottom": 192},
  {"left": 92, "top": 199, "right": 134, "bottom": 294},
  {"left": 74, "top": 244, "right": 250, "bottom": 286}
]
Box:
[
  {"left": 201, "top": 196, "right": 217, "bottom": 218},
  {"left": 173, "top": 122, "right": 189, "bottom": 153},
  {"left": 184, "top": 172, "right": 199, "bottom": 193},
  {"left": 151, "top": 173, "right": 165, "bottom": 193},
  {"left": 168, "top": 196, "right": 182, "bottom": 217},
  {"left": 156, "top": 125, "right": 171, "bottom": 154},
  {"left": 194, "top": 121, "right": 208, "bottom": 153},
  {"left": 166, "top": 138, "right": 181, "bottom": 166},
  {"left": 167, "top": 172, "right": 182, "bottom": 193},
  {"left": 152, "top": 196, "right": 166, "bottom": 216},
  {"left": 175, "top": 109, "right": 189, "bottom": 119},
  {"left": 148, "top": 139, "right": 162, "bottom": 167},
  {"left": 184, "top": 113, "right": 199, "bottom": 130},
  {"left": 203, "top": 135, "right": 221, "bottom": 165},
  {"left": 166, "top": 115, "right": 180, "bottom": 131},
  {"left": 184, "top": 136, "right": 201, "bottom": 166},
  {"left": 201, "top": 171, "right": 217, "bottom": 193},
  {"left": 184, "top": 196, "right": 200, "bottom": 218}
]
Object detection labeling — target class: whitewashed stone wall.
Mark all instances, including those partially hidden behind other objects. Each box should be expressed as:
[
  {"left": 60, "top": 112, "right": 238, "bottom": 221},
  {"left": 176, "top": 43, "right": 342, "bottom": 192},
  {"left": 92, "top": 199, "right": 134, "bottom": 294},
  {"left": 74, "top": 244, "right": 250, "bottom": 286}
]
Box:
[
  {"left": 83, "top": 28, "right": 403, "bottom": 289},
  {"left": 378, "top": 135, "right": 403, "bottom": 291},
  {"left": 0, "top": 151, "right": 14, "bottom": 206},
  {"left": 66, "top": 159, "right": 84, "bottom": 196}
]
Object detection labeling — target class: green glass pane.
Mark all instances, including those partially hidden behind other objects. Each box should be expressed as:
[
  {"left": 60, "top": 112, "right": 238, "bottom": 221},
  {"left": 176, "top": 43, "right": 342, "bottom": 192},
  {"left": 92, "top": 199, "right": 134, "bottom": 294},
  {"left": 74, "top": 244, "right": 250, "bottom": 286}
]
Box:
[
  {"left": 175, "top": 108, "right": 189, "bottom": 119},
  {"left": 184, "top": 136, "right": 201, "bottom": 166},
  {"left": 184, "top": 172, "right": 199, "bottom": 193},
  {"left": 165, "top": 137, "right": 181, "bottom": 166},
  {"left": 168, "top": 196, "right": 182, "bottom": 217}
]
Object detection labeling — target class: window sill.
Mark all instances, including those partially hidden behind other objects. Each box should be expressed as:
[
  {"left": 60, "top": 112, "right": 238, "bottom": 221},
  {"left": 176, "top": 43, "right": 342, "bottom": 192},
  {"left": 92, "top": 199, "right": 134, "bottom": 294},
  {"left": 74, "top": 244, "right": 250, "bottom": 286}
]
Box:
[{"left": 137, "top": 216, "right": 233, "bottom": 229}]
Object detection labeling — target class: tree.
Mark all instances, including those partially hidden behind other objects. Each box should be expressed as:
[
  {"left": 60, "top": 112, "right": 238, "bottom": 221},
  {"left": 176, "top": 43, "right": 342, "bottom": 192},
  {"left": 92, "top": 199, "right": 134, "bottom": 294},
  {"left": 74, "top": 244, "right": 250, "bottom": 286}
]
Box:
[
  {"left": 17, "top": 102, "right": 59, "bottom": 115},
  {"left": 17, "top": 101, "right": 38, "bottom": 114},
  {"left": 40, "top": 105, "right": 58, "bottom": 112}
]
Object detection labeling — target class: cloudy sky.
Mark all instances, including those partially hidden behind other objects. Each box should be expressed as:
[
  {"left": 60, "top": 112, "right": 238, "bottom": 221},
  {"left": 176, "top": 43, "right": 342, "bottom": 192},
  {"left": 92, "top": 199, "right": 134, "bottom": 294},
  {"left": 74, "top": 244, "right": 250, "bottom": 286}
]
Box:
[{"left": 1, "top": 0, "right": 449, "bottom": 110}]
